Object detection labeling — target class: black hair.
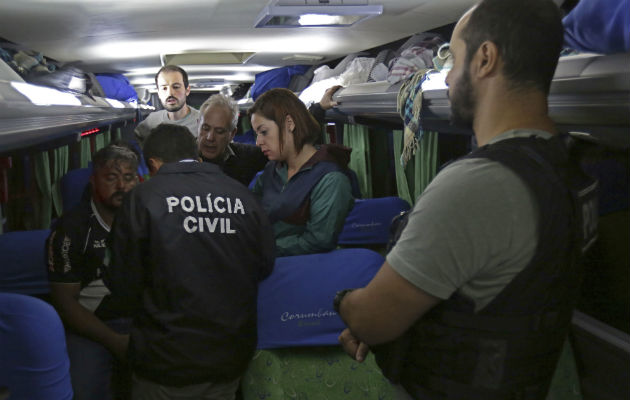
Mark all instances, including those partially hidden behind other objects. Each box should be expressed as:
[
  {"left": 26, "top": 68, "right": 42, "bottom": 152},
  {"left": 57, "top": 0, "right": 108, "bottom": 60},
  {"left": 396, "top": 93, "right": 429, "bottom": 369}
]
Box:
[
  {"left": 143, "top": 124, "right": 198, "bottom": 163},
  {"left": 154, "top": 65, "right": 189, "bottom": 88},
  {"left": 92, "top": 142, "right": 139, "bottom": 173},
  {"left": 461, "top": 0, "right": 563, "bottom": 94}
]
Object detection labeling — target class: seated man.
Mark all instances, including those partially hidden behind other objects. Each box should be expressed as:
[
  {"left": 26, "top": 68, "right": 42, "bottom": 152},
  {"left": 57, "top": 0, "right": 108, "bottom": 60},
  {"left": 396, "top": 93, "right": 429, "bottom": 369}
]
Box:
[
  {"left": 47, "top": 143, "right": 139, "bottom": 400},
  {"left": 198, "top": 93, "right": 268, "bottom": 185},
  {"left": 105, "top": 124, "right": 275, "bottom": 400}
]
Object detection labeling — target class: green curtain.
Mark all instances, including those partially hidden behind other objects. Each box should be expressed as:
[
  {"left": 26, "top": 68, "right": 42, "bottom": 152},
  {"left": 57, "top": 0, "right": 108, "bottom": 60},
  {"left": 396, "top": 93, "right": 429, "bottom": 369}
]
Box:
[
  {"left": 95, "top": 132, "right": 106, "bottom": 151},
  {"left": 412, "top": 130, "right": 438, "bottom": 200},
  {"left": 241, "top": 116, "right": 252, "bottom": 132},
  {"left": 102, "top": 127, "right": 111, "bottom": 146},
  {"left": 112, "top": 126, "right": 122, "bottom": 142},
  {"left": 343, "top": 124, "right": 372, "bottom": 198},
  {"left": 320, "top": 121, "right": 330, "bottom": 145},
  {"left": 393, "top": 130, "right": 414, "bottom": 205},
  {"left": 393, "top": 130, "right": 438, "bottom": 205},
  {"left": 51, "top": 146, "right": 69, "bottom": 218},
  {"left": 80, "top": 136, "right": 92, "bottom": 167},
  {"left": 33, "top": 151, "right": 52, "bottom": 229}
]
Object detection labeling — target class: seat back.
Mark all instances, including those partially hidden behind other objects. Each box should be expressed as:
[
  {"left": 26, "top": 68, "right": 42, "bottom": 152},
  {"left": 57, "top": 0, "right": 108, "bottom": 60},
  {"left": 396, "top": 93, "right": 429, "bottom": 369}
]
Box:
[
  {"left": 248, "top": 170, "right": 263, "bottom": 190},
  {"left": 0, "top": 292, "right": 73, "bottom": 400},
  {"left": 337, "top": 197, "right": 411, "bottom": 245},
  {"left": 256, "top": 248, "right": 384, "bottom": 349},
  {"left": 0, "top": 229, "right": 50, "bottom": 295},
  {"left": 60, "top": 167, "right": 92, "bottom": 212}
]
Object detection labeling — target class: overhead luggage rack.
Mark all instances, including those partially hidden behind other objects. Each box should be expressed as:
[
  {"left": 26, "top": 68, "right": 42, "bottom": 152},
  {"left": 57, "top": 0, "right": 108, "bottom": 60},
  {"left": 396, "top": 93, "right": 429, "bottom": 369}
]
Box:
[
  {"left": 327, "top": 52, "right": 630, "bottom": 144},
  {"left": 0, "top": 79, "right": 137, "bottom": 156}
]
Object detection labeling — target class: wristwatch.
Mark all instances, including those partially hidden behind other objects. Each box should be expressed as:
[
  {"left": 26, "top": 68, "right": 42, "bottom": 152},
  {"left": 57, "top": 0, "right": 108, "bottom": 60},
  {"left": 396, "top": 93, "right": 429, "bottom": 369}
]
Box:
[{"left": 333, "top": 288, "right": 355, "bottom": 313}]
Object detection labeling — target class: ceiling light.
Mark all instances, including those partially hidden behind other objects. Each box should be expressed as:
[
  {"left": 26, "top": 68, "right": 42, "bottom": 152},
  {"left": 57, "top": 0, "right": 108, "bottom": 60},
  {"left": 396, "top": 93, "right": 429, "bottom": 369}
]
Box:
[{"left": 255, "top": 3, "right": 383, "bottom": 28}]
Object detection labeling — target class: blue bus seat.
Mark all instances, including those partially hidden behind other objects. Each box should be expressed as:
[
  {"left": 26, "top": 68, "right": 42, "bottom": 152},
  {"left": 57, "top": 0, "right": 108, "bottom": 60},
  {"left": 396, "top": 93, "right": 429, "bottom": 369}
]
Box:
[
  {"left": 256, "top": 248, "right": 384, "bottom": 349},
  {"left": 337, "top": 196, "right": 411, "bottom": 245},
  {"left": 0, "top": 229, "right": 50, "bottom": 296},
  {"left": 60, "top": 167, "right": 92, "bottom": 212},
  {"left": 0, "top": 292, "right": 73, "bottom": 400},
  {"left": 248, "top": 170, "right": 263, "bottom": 190}
]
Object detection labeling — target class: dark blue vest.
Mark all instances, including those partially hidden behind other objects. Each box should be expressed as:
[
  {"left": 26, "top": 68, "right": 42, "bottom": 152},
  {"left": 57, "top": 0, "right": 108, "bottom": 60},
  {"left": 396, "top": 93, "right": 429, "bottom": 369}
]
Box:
[
  {"left": 260, "top": 160, "right": 342, "bottom": 224},
  {"left": 377, "top": 135, "right": 598, "bottom": 400}
]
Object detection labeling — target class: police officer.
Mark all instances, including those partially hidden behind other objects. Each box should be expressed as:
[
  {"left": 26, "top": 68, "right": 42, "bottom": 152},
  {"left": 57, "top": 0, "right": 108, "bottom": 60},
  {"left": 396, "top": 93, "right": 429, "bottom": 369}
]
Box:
[
  {"left": 335, "top": 0, "right": 598, "bottom": 399},
  {"left": 105, "top": 124, "right": 275, "bottom": 400}
]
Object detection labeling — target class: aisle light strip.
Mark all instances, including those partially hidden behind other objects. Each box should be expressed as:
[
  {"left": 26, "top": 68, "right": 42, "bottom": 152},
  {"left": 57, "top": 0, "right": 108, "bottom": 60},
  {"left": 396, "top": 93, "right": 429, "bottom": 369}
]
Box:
[
  {"left": 125, "top": 65, "right": 273, "bottom": 76},
  {"left": 129, "top": 74, "right": 255, "bottom": 86},
  {"left": 90, "top": 35, "right": 336, "bottom": 59}
]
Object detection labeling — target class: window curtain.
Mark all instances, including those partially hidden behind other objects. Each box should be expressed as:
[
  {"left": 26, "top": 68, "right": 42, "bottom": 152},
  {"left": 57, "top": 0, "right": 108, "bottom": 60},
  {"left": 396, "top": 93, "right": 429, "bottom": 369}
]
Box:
[
  {"left": 95, "top": 131, "right": 107, "bottom": 151},
  {"left": 51, "top": 146, "right": 69, "bottom": 218},
  {"left": 32, "top": 145, "right": 72, "bottom": 228},
  {"left": 393, "top": 129, "right": 438, "bottom": 205},
  {"left": 33, "top": 152, "right": 52, "bottom": 229},
  {"left": 343, "top": 124, "right": 372, "bottom": 198},
  {"left": 80, "top": 136, "right": 92, "bottom": 168},
  {"left": 112, "top": 126, "right": 122, "bottom": 142},
  {"left": 240, "top": 116, "right": 252, "bottom": 133}
]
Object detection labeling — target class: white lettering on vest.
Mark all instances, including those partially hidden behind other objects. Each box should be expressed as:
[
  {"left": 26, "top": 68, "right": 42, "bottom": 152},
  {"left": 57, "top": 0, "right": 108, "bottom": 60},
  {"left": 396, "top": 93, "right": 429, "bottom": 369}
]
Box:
[
  {"left": 233, "top": 198, "right": 244, "bottom": 215},
  {"left": 181, "top": 197, "right": 194, "bottom": 212},
  {"left": 226, "top": 218, "right": 235, "bottom": 234},
  {"left": 183, "top": 216, "right": 197, "bottom": 233},
  {"left": 206, "top": 194, "right": 213, "bottom": 212},
  {"left": 166, "top": 194, "right": 245, "bottom": 235},
  {"left": 166, "top": 196, "right": 179, "bottom": 213},
  {"left": 214, "top": 197, "right": 225, "bottom": 213},
  {"left": 195, "top": 196, "right": 207, "bottom": 213}
]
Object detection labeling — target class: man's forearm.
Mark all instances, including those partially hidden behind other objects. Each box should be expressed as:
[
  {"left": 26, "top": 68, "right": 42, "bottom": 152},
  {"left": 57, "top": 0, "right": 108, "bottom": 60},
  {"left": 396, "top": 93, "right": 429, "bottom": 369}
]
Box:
[
  {"left": 54, "top": 296, "right": 127, "bottom": 356},
  {"left": 338, "top": 262, "right": 441, "bottom": 345},
  {"left": 338, "top": 287, "right": 396, "bottom": 345}
]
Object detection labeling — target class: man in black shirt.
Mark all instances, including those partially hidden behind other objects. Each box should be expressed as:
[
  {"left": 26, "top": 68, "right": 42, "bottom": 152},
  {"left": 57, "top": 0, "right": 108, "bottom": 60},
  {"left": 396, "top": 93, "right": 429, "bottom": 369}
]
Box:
[
  {"left": 47, "top": 143, "right": 139, "bottom": 400},
  {"left": 106, "top": 124, "right": 275, "bottom": 399},
  {"left": 197, "top": 93, "right": 268, "bottom": 186}
]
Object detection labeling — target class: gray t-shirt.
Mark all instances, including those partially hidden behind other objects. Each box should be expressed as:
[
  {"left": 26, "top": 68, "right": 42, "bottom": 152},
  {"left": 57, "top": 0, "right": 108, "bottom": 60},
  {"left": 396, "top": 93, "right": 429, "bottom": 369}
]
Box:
[
  {"left": 134, "top": 106, "right": 200, "bottom": 145},
  {"left": 387, "top": 129, "right": 553, "bottom": 311}
]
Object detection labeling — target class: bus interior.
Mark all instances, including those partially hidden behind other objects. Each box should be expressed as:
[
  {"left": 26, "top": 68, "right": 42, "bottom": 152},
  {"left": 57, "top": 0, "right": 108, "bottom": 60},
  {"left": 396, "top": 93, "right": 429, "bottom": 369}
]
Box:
[{"left": 0, "top": 1, "right": 628, "bottom": 399}]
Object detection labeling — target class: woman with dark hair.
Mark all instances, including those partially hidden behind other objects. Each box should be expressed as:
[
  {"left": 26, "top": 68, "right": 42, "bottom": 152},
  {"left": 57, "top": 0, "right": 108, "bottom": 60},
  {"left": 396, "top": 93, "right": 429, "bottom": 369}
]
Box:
[
  {"left": 244, "top": 89, "right": 395, "bottom": 399},
  {"left": 249, "top": 88, "right": 355, "bottom": 257}
]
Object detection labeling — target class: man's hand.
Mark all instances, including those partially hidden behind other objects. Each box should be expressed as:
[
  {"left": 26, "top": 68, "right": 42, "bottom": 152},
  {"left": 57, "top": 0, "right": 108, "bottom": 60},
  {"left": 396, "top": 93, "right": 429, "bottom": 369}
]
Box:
[
  {"left": 110, "top": 333, "right": 130, "bottom": 361},
  {"left": 319, "top": 85, "right": 343, "bottom": 110},
  {"left": 338, "top": 328, "right": 370, "bottom": 362}
]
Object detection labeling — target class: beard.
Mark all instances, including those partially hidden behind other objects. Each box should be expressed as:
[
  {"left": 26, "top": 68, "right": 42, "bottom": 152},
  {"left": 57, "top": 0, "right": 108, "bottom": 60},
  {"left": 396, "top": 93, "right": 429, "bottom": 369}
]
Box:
[
  {"left": 102, "top": 192, "right": 125, "bottom": 211},
  {"left": 162, "top": 97, "right": 185, "bottom": 112},
  {"left": 449, "top": 66, "right": 475, "bottom": 129}
]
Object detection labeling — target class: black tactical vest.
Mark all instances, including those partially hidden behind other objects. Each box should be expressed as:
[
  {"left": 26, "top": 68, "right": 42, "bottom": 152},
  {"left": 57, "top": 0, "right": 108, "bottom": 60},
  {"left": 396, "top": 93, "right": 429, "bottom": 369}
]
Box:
[{"left": 377, "top": 134, "right": 598, "bottom": 400}]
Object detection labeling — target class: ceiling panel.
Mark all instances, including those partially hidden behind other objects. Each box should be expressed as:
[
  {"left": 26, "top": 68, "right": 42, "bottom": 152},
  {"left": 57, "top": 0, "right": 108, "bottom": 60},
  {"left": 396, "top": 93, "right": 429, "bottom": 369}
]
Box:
[{"left": 0, "top": 0, "right": 474, "bottom": 90}]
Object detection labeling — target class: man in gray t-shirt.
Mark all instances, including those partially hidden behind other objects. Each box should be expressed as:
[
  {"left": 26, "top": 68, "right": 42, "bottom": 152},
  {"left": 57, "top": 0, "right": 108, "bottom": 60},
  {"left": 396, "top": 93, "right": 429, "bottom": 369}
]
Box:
[
  {"left": 335, "top": 1, "right": 595, "bottom": 399},
  {"left": 134, "top": 65, "right": 199, "bottom": 145}
]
